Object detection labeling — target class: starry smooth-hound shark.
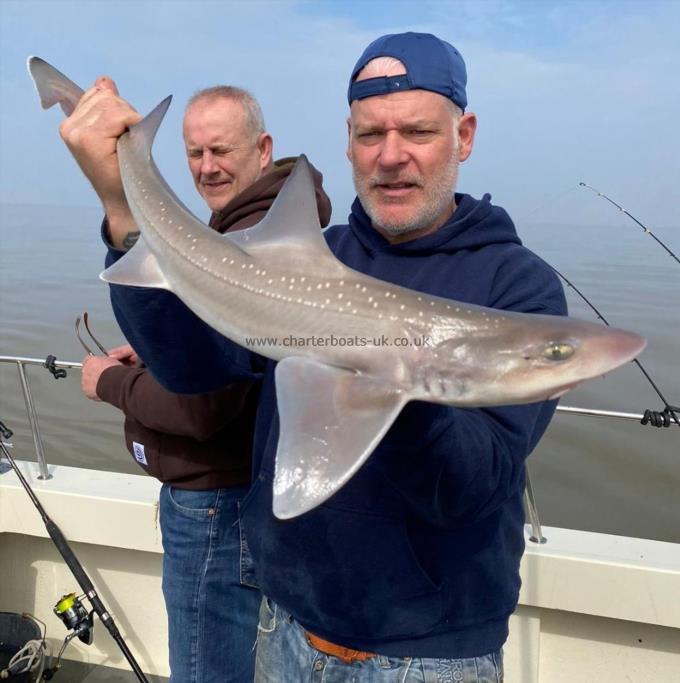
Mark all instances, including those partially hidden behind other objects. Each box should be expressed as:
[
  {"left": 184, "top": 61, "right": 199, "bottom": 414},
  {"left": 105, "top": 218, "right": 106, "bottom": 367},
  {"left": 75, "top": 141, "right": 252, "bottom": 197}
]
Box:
[{"left": 29, "top": 57, "right": 646, "bottom": 518}]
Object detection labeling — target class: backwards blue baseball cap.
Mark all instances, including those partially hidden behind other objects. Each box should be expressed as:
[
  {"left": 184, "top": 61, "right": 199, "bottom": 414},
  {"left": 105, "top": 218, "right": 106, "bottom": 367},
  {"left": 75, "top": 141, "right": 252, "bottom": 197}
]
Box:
[{"left": 347, "top": 32, "right": 467, "bottom": 111}]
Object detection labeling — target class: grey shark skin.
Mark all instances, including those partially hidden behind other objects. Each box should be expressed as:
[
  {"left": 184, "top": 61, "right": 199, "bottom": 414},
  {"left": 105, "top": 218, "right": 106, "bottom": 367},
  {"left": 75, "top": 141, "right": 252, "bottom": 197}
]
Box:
[{"left": 29, "top": 58, "right": 647, "bottom": 519}]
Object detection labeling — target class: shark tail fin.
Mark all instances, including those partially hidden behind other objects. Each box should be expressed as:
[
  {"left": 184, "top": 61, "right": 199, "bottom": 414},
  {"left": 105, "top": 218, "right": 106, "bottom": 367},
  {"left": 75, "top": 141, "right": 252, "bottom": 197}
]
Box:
[{"left": 27, "top": 56, "right": 84, "bottom": 116}]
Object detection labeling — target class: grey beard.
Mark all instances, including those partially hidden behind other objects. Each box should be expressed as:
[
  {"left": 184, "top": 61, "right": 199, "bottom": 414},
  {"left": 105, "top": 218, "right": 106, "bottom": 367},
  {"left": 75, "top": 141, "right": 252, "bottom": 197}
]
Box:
[{"left": 353, "top": 156, "right": 459, "bottom": 237}]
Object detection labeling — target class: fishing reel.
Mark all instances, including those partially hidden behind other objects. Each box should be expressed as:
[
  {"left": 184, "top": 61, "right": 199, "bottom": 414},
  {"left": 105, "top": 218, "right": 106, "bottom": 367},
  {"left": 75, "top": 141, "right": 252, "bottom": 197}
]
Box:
[
  {"left": 53, "top": 593, "right": 94, "bottom": 646},
  {"left": 36, "top": 594, "right": 95, "bottom": 681}
]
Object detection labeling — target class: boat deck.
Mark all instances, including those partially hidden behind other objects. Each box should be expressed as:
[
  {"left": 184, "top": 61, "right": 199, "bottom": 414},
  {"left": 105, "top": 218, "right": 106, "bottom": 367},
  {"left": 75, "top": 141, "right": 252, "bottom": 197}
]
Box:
[{"left": 2, "top": 460, "right": 679, "bottom": 681}]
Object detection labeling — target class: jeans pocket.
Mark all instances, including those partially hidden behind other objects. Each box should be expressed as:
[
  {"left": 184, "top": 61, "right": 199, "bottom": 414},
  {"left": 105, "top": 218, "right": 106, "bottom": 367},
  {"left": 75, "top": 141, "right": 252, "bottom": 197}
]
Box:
[
  {"left": 257, "top": 596, "right": 277, "bottom": 634},
  {"left": 165, "top": 485, "right": 220, "bottom": 519}
]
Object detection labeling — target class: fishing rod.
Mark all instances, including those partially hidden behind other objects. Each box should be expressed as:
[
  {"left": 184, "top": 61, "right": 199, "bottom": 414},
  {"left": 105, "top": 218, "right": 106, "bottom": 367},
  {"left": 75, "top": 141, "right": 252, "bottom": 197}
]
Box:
[
  {"left": 579, "top": 182, "right": 680, "bottom": 266},
  {"left": 552, "top": 266, "right": 679, "bottom": 428},
  {"left": 0, "top": 420, "right": 150, "bottom": 683}
]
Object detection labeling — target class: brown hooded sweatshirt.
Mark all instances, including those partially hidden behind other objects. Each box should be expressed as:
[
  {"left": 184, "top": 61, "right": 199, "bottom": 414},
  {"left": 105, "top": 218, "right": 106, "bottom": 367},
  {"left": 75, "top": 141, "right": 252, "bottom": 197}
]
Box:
[{"left": 96, "top": 157, "right": 332, "bottom": 489}]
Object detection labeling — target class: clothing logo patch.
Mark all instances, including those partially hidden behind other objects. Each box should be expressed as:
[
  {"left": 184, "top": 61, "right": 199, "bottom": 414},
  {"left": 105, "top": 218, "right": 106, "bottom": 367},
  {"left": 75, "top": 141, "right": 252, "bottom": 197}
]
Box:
[{"left": 132, "top": 441, "right": 148, "bottom": 466}]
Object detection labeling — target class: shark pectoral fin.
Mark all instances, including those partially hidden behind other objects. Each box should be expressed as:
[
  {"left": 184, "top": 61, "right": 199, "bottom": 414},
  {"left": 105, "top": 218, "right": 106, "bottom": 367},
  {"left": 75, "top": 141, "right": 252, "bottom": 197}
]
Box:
[
  {"left": 27, "top": 56, "right": 84, "bottom": 116},
  {"left": 225, "top": 156, "right": 341, "bottom": 272},
  {"left": 100, "top": 238, "right": 171, "bottom": 290},
  {"left": 272, "top": 356, "right": 406, "bottom": 519}
]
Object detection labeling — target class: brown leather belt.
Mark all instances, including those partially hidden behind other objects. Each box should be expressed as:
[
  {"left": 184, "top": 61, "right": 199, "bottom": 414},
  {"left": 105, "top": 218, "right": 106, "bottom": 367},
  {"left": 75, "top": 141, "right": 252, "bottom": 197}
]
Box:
[{"left": 305, "top": 630, "right": 377, "bottom": 664}]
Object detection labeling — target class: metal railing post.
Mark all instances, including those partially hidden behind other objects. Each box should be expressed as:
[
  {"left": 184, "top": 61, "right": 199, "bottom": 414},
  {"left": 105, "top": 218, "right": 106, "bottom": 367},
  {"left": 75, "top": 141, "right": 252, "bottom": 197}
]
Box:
[
  {"left": 524, "top": 467, "right": 546, "bottom": 544},
  {"left": 16, "top": 361, "right": 51, "bottom": 480}
]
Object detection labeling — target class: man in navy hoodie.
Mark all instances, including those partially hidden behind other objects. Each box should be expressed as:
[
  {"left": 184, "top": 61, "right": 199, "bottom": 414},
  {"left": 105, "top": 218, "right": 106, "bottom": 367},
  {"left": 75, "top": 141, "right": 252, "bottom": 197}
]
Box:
[{"left": 105, "top": 33, "right": 566, "bottom": 682}]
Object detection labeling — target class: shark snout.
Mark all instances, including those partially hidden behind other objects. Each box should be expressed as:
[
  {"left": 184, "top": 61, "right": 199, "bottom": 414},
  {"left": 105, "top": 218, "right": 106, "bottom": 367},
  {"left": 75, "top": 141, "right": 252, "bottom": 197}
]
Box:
[{"left": 584, "top": 326, "right": 647, "bottom": 377}]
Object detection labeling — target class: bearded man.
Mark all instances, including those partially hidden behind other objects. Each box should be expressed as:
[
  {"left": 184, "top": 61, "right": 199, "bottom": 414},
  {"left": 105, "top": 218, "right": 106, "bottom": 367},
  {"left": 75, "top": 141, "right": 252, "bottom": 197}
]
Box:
[{"left": 68, "top": 32, "right": 566, "bottom": 683}]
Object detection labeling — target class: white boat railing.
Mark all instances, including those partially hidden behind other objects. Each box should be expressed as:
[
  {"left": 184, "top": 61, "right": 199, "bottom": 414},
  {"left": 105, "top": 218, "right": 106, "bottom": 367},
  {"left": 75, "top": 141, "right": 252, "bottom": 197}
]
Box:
[{"left": 0, "top": 353, "right": 676, "bottom": 547}]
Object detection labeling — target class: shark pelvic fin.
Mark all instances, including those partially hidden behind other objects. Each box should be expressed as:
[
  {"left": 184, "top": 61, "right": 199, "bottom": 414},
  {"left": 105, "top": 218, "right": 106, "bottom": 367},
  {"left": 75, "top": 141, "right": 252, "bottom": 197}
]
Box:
[
  {"left": 272, "top": 356, "right": 407, "bottom": 519},
  {"left": 100, "top": 237, "right": 171, "bottom": 290},
  {"left": 27, "top": 56, "right": 84, "bottom": 116},
  {"left": 226, "top": 156, "right": 343, "bottom": 273}
]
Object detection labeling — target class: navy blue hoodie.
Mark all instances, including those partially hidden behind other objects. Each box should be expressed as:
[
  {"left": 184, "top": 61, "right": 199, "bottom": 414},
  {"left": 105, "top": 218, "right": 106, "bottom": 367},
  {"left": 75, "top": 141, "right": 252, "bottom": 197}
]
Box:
[{"left": 108, "top": 193, "right": 566, "bottom": 658}]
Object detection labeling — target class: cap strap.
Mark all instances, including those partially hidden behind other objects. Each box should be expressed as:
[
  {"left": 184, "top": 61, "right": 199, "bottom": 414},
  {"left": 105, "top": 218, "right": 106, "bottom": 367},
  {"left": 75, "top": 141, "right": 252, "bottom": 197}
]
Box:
[{"left": 348, "top": 74, "right": 412, "bottom": 103}]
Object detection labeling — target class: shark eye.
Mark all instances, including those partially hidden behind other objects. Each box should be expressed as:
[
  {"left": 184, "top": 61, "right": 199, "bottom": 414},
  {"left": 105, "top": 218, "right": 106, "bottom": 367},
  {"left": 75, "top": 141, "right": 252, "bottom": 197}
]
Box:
[{"left": 543, "top": 343, "right": 574, "bottom": 361}]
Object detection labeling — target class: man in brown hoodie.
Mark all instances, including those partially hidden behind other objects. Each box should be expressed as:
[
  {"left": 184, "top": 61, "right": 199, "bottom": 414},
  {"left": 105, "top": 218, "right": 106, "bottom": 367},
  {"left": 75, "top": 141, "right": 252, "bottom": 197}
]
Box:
[{"left": 63, "top": 82, "right": 331, "bottom": 683}]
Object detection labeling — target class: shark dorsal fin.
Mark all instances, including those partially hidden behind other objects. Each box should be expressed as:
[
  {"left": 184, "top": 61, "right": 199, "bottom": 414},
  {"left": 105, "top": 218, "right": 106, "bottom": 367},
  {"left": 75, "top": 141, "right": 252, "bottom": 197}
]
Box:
[
  {"left": 226, "top": 156, "right": 340, "bottom": 271},
  {"left": 121, "top": 95, "right": 172, "bottom": 158}
]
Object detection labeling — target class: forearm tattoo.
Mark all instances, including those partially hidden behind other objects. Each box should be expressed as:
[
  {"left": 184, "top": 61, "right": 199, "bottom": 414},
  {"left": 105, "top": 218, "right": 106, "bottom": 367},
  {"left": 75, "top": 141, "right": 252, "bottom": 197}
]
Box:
[{"left": 122, "top": 231, "right": 140, "bottom": 249}]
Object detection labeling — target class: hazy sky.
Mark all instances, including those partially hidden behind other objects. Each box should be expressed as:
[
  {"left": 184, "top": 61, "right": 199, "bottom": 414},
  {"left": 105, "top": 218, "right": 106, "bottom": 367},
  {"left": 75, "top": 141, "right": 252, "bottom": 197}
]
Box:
[{"left": 1, "top": 0, "right": 679, "bottom": 231}]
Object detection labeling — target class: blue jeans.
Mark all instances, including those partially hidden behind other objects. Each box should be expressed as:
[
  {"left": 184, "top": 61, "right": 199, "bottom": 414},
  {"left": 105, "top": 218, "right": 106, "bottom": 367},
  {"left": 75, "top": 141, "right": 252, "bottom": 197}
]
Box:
[
  {"left": 255, "top": 599, "right": 503, "bottom": 682},
  {"left": 160, "top": 484, "right": 261, "bottom": 683}
]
